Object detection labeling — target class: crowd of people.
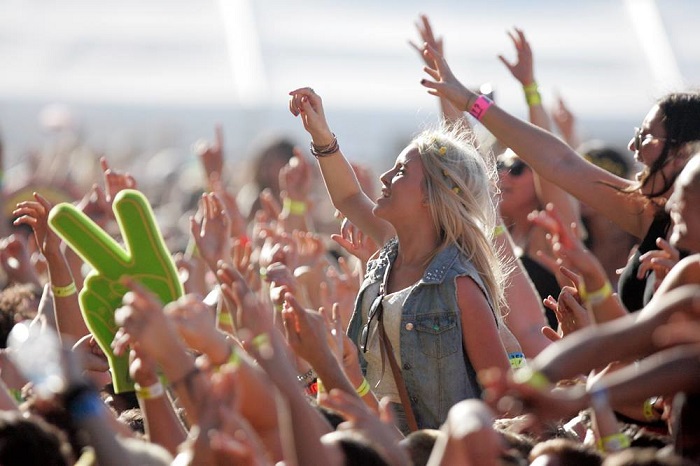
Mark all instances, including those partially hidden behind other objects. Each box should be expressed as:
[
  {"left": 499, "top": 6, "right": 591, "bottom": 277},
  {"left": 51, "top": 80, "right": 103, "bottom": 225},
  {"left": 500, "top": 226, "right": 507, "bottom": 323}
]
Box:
[{"left": 0, "top": 14, "right": 698, "bottom": 466}]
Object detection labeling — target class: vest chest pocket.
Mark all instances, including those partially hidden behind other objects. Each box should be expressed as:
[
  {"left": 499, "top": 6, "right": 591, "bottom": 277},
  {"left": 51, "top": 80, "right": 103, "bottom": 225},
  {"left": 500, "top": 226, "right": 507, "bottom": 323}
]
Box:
[{"left": 415, "top": 311, "right": 460, "bottom": 359}]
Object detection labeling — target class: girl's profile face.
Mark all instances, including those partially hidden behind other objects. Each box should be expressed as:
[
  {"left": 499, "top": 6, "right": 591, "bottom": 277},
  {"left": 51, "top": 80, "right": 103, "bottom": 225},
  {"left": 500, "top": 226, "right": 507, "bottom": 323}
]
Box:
[
  {"left": 374, "top": 146, "right": 428, "bottom": 223},
  {"left": 628, "top": 104, "right": 668, "bottom": 169}
]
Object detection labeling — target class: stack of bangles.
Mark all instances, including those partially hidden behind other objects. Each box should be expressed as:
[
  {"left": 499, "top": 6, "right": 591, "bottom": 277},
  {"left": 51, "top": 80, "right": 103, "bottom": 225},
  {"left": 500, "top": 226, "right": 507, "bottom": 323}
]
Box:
[
  {"left": 298, "top": 368, "right": 318, "bottom": 396},
  {"left": 310, "top": 134, "right": 340, "bottom": 158}
]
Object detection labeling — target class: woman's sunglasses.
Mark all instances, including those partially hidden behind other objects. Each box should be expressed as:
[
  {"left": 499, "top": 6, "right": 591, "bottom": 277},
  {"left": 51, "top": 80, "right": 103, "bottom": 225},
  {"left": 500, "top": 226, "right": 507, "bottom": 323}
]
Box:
[
  {"left": 360, "top": 294, "right": 383, "bottom": 353},
  {"left": 633, "top": 127, "right": 676, "bottom": 152},
  {"left": 497, "top": 159, "right": 528, "bottom": 177}
]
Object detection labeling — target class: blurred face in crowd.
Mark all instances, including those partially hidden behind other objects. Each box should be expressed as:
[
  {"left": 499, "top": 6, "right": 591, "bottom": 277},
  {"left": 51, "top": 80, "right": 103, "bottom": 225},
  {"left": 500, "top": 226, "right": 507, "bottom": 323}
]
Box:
[
  {"left": 497, "top": 152, "right": 536, "bottom": 221},
  {"left": 667, "top": 155, "right": 700, "bottom": 252}
]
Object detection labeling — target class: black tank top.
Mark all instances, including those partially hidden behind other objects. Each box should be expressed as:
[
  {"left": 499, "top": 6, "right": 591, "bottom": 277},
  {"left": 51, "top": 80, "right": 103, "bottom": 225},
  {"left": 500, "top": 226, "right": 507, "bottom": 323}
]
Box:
[{"left": 617, "top": 214, "right": 671, "bottom": 312}]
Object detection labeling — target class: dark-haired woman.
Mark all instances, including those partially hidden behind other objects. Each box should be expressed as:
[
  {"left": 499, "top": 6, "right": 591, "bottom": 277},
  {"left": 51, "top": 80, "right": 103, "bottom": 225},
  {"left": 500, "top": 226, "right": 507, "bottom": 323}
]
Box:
[{"left": 420, "top": 44, "right": 700, "bottom": 311}]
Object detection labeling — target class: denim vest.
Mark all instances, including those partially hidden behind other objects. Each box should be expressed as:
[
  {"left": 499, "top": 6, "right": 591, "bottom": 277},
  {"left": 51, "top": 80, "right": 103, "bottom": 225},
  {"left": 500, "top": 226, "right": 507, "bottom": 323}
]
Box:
[{"left": 347, "top": 238, "right": 496, "bottom": 429}]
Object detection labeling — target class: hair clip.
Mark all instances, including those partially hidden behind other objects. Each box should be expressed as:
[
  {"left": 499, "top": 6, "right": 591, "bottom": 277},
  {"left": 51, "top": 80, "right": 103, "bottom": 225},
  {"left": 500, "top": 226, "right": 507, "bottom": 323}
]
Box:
[
  {"left": 452, "top": 187, "right": 461, "bottom": 194},
  {"left": 439, "top": 146, "right": 447, "bottom": 156}
]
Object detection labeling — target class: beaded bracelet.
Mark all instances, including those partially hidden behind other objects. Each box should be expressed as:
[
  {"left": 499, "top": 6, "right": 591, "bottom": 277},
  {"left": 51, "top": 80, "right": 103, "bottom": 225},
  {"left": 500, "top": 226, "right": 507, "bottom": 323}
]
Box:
[
  {"left": 297, "top": 368, "right": 316, "bottom": 384},
  {"left": 52, "top": 282, "right": 77, "bottom": 298},
  {"left": 134, "top": 381, "right": 165, "bottom": 400},
  {"left": 310, "top": 134, "right": 340, "bottom": 158}
]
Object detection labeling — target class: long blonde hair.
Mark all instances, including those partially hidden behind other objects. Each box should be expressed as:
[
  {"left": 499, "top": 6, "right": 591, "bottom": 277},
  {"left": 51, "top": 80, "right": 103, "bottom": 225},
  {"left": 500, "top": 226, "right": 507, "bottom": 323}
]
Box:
[{"left": 413, "top": 125, "right": 507, "bottom": 321}]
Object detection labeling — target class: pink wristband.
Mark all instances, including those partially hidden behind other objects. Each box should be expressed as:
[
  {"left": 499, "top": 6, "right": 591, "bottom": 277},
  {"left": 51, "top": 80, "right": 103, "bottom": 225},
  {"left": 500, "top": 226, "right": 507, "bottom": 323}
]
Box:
[{"left": 468, "top": 95, "right": 493, "bottom": 121}]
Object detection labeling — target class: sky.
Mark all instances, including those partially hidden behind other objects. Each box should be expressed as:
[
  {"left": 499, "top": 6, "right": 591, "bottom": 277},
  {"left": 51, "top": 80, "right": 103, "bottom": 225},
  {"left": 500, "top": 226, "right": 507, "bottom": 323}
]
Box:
[{"left": 0, "top": 0, "right": 698, "bottom": 172}]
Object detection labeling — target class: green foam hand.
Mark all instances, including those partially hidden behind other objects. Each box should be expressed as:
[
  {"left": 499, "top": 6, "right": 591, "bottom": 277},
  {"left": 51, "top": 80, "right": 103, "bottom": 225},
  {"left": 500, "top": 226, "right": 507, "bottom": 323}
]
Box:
[{"left": 48, "top": 189, "right": 183, "bottom": 393}]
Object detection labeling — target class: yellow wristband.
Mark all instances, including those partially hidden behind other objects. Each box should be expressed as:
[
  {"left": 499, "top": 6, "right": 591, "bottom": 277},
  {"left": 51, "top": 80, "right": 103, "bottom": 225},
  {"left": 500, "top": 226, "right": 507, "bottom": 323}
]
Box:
[
  {"left": 643, "top": 396, "right": 662, "bottom": 422},
  {"left": 586, "top": 281, "right": 613, "bottom": 306},
  {"left": 283, "top": 198, "right": 307, "bottom": 216},
  {"left": 355, "top": 378, "right": 370, "bottom": 397},
  {"left": 597, "top": 432, "right": 630, "bottom": 452},
  {"left": 134, "top": 381, "right": 165, "bottom": 400},
  {"left": 52, "top": 282, "right": 77, "bottom": 298},
  {"left": 523, "top": 82, "right": 542, "bottom": 107},
  {"left": 513, "top": 367, "right": 550, "bottom": 390},
  {"left": 217, "top": 310, "right": 233, "bottom": 326}
]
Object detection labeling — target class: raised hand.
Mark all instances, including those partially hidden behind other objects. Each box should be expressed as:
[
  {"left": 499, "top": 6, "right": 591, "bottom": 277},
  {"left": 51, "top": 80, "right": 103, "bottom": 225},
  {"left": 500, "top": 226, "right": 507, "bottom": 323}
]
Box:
[
  {"left": 319, "top": 390, "right": 408, "bottom": 464},
  {"left": 190, "top": 193, "right": 232, "bottom": 272},
  {"left": 638, "top": 237, "right": 680, "bottom": 288},
  {"left": 164, "top": 294, "right": 231, "bottom": 366},
  {"left": 279, "top": 148, "right": 312, "bottom": 204},
  {"left": 13, "top": 193, "right": 61, "bottom": 257},
  {"left": 409, "top": 14, "right": 444, "bottom": 68},
  {"left": 498, "top": 28, "right": 535, "bottom": 86},
  {"left": 49, "top": 190, "right": 183, "bottom": 392},
  {"left": 0, "top": 234, "right": 42, "bottom": 288},
  {"left": 288, "top": 87, "right": 335, "bottom": 146},
  {"left": 112, "top": 278, "right": 184, "bottom": 365},
  {"left": 421, "top": 44, "right": 474, "bottom": 111},
  {"left": 217, "top": 262, "right": 274, "bottom": 336},
  {"left": 551, "top": 95, "right": 579, "bottom": 146},
  {"left": 331, "top": 217, "right": 379, "bottom": 267},
  {"left": 280, "top": 291, "right": 336, "bottom": 369},
  {"left": 76, "top": 184, "right": 113, "bottom": 228},
  {"left": 209, "top": 173, "right": 247, "bottom": 240},
  {"left": 194, "top": 124, "right": 225, "bottom": 186},
  {"left": 542, "top": 283, "right": 590, "bottom": 341},
  {"left": 101, "top": 157, "right": 137, "bottom": 205}
]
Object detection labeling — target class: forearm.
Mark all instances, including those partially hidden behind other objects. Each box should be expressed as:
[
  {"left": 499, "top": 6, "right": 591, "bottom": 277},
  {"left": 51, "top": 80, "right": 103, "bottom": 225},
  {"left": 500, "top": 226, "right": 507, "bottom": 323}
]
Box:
[
  {"left": 280, "top": 199, "right": 310, "bottom": 234},
  {"left": 157, "top": 348, "right": 207, "bottom": 424},
  {"left": 313, "top": 140, "right": 364, "bottom": 213},
  {"left": 440, "top": 98, "right": 466, "bottom": 125},
  {"left": 139, "top": 394, "right": 187, "bottom": 455},
  {"left": 67, "top": 389, "right": 135, "bottom": 466},
  {"left": 579, "top": 261, "right": 628, "bottom": 323},
  {"left": 45, "top": 250, "right": 90, "bottom": 339},
  {"left": 497, "top": 229, "right": 550, "bottom": 357},
  {"left": 314, "top": 353, "right": 356, "bottom": 400},
  {"left": 534, "top": 314, "right": 656, "bottom": 382},
  {"left": 604, "top": 345, "right": 700, "bottom": 407},
  {"left": 284, "top": 394, "right": 339, "bottom": 466},
  {"left": 313, "top": 143, "right": 391, "bottom": 245}
]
